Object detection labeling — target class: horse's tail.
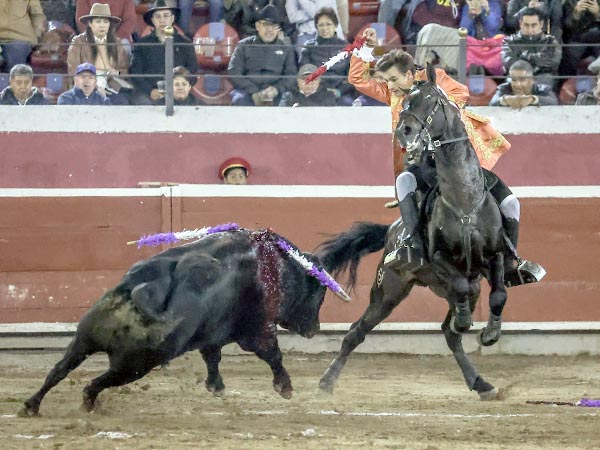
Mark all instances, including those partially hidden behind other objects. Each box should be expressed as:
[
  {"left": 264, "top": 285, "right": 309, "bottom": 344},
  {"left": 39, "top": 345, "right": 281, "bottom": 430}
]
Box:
[{"left": 316, "top": 222, "right": 390, "bottom": 290}]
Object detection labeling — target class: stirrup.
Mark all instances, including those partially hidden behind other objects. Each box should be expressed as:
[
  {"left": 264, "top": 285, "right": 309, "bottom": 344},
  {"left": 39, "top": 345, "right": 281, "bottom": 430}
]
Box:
[
  {"left": 383, "top": 241, "right": 424, "bottom": 273},
  {"left": 504, "top": 260, "right": 546, "bottom": 287}
]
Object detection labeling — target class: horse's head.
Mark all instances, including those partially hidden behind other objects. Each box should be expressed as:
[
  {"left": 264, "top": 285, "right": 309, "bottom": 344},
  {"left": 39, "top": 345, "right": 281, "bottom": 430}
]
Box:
[{"left": 395, "top": 64, "right": 450, "bottom": 162}]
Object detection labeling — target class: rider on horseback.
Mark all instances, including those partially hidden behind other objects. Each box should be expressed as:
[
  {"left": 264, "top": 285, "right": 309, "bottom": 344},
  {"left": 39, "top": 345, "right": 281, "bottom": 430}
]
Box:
[{"left": 348, "top": 27, "right": 544, "bottom": 287}]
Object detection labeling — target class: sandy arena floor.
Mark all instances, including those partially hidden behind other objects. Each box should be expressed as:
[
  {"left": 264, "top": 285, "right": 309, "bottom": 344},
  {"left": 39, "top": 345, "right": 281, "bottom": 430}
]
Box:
[{"left": 0, "top": 350, "right": 599, "bottom": 449}]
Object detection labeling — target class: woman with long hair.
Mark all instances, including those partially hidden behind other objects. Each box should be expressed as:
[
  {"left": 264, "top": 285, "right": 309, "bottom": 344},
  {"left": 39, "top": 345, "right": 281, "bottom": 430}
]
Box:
[{"left": 67, "top": 3, "right": 131, "bottom": 104}]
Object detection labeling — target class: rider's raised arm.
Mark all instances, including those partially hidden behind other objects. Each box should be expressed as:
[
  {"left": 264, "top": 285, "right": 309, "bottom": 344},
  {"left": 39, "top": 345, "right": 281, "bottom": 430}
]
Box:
[{"left": 348, "top": 53, "right": 391, "bottom": 105}]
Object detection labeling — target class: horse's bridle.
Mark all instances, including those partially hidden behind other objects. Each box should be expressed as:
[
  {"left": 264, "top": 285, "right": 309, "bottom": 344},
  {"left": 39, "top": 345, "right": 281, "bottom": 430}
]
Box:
[{"left": 400, "top": 86, "right": 469, "bottom": 161}]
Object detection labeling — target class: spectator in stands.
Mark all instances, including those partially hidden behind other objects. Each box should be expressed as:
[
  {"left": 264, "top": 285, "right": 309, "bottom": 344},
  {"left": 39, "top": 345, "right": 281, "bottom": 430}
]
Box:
[
  {"left": 460, "top": 0, "right": 503, "bottom": 39},
  {"left": 68, "top": 3, "right": 131, "bottom": 105},
  {"left": 298, "top": 7, "right": 355, "bottom": 105},
  {"left": 279, "top": 63, "right": 337, "bottom": 105},
  {"left": 76, "top": 0, "right": 136, "bottom": 55},
  {"left": 501, "top": 7, "right": 562, "bottom": 86},
  {"left": 575, "top": 74, "right": 600, "bottom": 104},
  {"left": 0, "top": 64, "right": 48, "bottom": 105},
  {"left": 177, "top": 0, "right": 222, "bottom": 36},
  {"left": 224, "top": 0, "right": 293, "bottom": 41},
  {"left": 152, "top": 65, "right": 203, "bottom": 105},
  {"left": 505, "top": 0, "right": 562, "bottom": 40},
  {"left": 560, "top": 0, "right": 600, "bottom": 76},
  {"left": 0, "top": 0, "right": 47, "bottom": 71},
  {"left": 489, "top": 60, "right": 558, "bottom": 107},
  {"left": 57, "top": 61, "right": 112, "bottom": 104},
  {"left": 40, "top": 0, "right": 77, "bottom": 29},
  {"left": 285, "top": 0, "right": 344, "bottom": 49},
  {"left": 219, "top": 157, "right": 250, "bottom": 184},
  {"left": 227, "top": 5, "right": 297, "bottom": 106},
  {"left": 130, "top": 0, "right": 198, "bottom": 105},
  {"left": 379, "top": 0, "right": 464, "bottom": 45}
]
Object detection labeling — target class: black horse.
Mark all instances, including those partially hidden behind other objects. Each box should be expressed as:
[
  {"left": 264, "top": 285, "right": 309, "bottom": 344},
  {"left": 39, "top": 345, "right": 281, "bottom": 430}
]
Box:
[{"left": 317, "top": 65, "right": 511, "bottom": 400}]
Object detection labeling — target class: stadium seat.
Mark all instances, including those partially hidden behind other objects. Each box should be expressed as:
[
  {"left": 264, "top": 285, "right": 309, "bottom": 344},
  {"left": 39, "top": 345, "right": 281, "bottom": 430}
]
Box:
[
  {"left": 559, "top": 77, "right": 595, "bottom": 105},
  {"left": 191, "top": 74, "right": 233, "bottom": 105},
  {"left": 193, "top": 22, "right": 239, "bottom": 70},
  {"left": 0, "top": 73, "right": 9, "bottom": 91},
  {"left": 348, "top": 1, "right": 380, "bottom": 39},
  {"left": 349, "top": 1, "right": 380, "bottom": 15},
  {"left": 467, "top": 76, "right": 497, "bottom": 106},
  {"left": 30, "top": 21, "right": 75, "bottom": 75},
  {"left": 188, "top": 1, "right": 210, "bottom": 36},
  {"left": 33, "top": 75, "right": 66, "bottom": 104},
  {"left": 355, "top": 23, "right": 402, "bottom": 54}
]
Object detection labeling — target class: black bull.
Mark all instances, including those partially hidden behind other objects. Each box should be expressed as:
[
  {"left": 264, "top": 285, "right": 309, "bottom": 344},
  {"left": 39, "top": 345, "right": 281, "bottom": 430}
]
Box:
[{"left": 21, "top": 229, "right": 331, "bottom": 416}]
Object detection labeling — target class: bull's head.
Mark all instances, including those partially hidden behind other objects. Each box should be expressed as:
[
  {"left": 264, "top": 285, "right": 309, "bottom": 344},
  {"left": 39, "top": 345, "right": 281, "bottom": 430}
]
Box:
[{"left": 278, "top": 252, "right": 328, "bottom": 338}]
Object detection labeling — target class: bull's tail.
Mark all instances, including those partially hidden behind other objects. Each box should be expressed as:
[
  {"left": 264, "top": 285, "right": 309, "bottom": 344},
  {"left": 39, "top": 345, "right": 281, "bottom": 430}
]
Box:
[{"left": 316, "top": 222, "right": 390, "bottom": 290}]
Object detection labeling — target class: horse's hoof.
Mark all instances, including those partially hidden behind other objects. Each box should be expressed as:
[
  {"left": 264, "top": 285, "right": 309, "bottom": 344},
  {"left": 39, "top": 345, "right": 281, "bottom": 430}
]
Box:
[
  {"left": 449, "top": 316, "right": 471, "bottom": 334},
  {"left": 479, "top": 388, "right": 500, "bottom": 401},
  {"left": 318, "top": 379, "right": 335, "bottom": 395},
  {"left": 476, "top": 328, "right": 499, "bottom": 347},
  {"left": 17, "top": 405, "right": 39, "bottom": 418}
]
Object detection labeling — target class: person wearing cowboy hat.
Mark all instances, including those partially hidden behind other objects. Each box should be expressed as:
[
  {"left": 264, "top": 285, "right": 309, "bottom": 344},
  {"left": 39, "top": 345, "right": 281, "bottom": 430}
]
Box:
[
  {"left": 130, "top": 0, "right": 198, "bottom": 105},
  {"left": 75, "top": 1, "right": 137, "bottom": 54},
  {"left": 219, "top": 157, "right": 251, "bottom": 185},
  {"left": 68, "top": 3, "right": 131, "bottom": 104},
  {"left": 227, "top": 4, "right": 297, "bottom": 106}
]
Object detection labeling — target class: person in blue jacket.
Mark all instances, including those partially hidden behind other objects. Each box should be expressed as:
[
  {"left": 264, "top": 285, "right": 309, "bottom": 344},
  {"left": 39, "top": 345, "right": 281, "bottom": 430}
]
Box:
[{"left": 57, "top": 62, "right": 111, "bottom": 105}]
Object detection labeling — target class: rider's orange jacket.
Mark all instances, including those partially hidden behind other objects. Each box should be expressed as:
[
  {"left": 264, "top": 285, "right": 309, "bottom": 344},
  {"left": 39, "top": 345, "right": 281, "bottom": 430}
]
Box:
[{"left": 348, "top": 54, "right": 511, "bottom": 178}]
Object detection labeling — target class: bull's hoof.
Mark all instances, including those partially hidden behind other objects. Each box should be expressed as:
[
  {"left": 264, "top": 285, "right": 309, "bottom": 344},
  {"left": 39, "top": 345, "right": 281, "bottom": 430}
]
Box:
[
  {"left": 205, "top": 379, "right": 225, "bottom": 397},
  {"left": 274, "top": 382, "right": 293, "bottom": 400},
  {"left": 82, "top": 391, "right": 96, "bottom": 413},
  {"left": 17, "top": 402, "right": 39, "bottom": 418}
]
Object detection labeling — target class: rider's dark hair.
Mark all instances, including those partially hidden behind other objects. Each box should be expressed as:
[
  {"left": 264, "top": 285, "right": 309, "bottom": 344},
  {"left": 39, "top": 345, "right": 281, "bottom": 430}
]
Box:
[
  {"left": 375, "top": 49, "right": 416, "bottom": 75},
  {"left": 518, "top": 7, "right": 546, "bottom": 23},
  {"left": 314, "top": 7, "right": 338, "bottom": 27}
]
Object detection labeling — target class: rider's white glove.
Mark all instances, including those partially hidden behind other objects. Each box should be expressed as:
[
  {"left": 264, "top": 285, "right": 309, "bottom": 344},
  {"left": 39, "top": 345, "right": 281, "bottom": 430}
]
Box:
[{"left": 352, "top": 45, "right": 375, "bottom": 63}]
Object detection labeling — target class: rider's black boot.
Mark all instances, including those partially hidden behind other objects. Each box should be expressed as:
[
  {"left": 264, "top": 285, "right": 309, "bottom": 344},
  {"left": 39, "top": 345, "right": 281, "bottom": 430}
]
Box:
[
  {"left": 384, "top": 193, "right": 425, "bottom": 272},
  {"left": 503, "top": 218, "right": 546, "bottom": 287}
]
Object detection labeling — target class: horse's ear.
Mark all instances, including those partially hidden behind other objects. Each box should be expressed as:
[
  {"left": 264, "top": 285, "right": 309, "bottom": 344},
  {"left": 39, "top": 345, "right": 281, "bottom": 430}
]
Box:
[{"left": 426, "top": 63, "right": 436, "bottom": 85}]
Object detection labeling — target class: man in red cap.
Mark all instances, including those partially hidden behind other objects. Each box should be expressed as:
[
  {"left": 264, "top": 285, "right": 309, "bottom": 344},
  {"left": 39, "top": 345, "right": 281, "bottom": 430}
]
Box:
[{"left": 219, "top": 157, "right": 250, "bottom": 185}]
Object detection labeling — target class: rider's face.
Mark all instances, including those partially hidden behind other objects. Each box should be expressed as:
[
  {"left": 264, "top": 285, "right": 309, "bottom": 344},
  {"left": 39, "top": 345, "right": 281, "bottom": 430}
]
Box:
[{"left": 380, "top": 66, "right": 414, "bottom": 96}]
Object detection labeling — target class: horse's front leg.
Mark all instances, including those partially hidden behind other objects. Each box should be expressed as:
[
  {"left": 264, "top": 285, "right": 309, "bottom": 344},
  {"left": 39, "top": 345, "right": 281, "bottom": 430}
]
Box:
[
  {"left": 433, "top": 253, "right": 473, "bottom": 334},
  {"left": 319, "top": 268, "right": 413, "bottom": 395},
  {"left": 478, "top": 252, "right": 508, "bottom": 347},
  {"left": 442, "top": 312, "right": 499, "bottom": 401}
]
